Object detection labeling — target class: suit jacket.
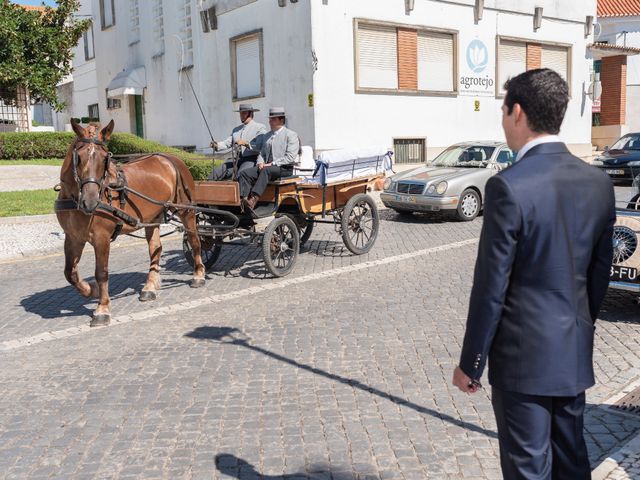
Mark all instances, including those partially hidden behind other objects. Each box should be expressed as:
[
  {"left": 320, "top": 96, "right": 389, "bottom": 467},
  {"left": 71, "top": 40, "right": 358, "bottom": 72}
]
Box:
[
  {"left": 252, "top": 126, "right": 300, "bottom": 167},
  {"left": 216, "top": 120, "right": 267, "bottom": 158},
  {"left": 459, "top": 142, "right": 615, "bottom": 396}
]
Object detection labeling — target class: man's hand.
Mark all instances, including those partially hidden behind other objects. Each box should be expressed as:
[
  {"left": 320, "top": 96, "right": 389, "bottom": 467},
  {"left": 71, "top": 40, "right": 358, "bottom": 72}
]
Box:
[
  {"left": 236, "top": 139, "right": 248, "bottom": 147},
  {"left": 452, "top": 366, "right": 479, "bottom": 394},
  {"left": 210, "top": 140, "right": 218, "bottom": 150},
  {"left": 258, "top": 162, "right": 271, "bottom": 171}
]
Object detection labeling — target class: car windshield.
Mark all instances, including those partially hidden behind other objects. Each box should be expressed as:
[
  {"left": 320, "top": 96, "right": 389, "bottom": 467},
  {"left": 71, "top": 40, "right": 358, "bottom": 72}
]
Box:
[
  {"left": 430, "top": 146, "right": 496, "bottom": 168},
  {"left": 611, "top": 134, "right": 640, "bottom": 150}
]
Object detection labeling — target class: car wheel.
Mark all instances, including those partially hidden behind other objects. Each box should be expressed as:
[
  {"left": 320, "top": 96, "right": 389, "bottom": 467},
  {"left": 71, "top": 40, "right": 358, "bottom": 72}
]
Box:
[
  {"left": 456, "top": 189, "right": 481, "bottom": 221},
  {"left": 627, "top": 194, "right": 640, "bottom": 210}
]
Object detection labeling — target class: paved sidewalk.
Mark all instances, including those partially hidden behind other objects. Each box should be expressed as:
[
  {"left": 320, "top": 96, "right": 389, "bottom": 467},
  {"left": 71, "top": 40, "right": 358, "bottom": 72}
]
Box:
[{"left": 0, "top": 165, "right": 60, "bottom": 192}]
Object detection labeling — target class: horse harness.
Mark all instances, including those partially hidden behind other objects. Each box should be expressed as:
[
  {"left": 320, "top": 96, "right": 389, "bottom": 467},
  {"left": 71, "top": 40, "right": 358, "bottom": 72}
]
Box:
[{"left": 55, "top": 138, "right": 190, "bottom": 242}]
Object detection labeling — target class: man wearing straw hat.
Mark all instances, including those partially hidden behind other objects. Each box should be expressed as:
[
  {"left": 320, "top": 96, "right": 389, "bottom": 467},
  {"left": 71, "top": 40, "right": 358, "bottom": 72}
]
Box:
[
  {"left": 238, "top": 106, "right": 300, "bottom": 211},
  {"left": 209, "top": 103, "right": 267, "bottom": 181}
]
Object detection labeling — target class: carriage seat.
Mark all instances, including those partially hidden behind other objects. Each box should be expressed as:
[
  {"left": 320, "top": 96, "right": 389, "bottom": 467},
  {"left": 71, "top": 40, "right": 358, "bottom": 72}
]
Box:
[{"left": 268, "top": 146, "right": 315, "bottom": 185}]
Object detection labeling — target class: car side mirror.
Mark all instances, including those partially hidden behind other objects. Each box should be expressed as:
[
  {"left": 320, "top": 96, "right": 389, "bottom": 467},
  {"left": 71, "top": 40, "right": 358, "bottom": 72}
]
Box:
[{"left": 604, "top": 145, "right": 609, "bottom": 152}]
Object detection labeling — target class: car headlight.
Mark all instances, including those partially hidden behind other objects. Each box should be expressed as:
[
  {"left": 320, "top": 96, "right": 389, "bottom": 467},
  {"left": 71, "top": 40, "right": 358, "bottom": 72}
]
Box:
[
  {"left": 383, "top": 178, "right": 392, "bottom": 191},
  {"left": 427, "top": 184, "right": 436, "bottom": 194},
  {"left": 436, "top": 181, "right": 448, "bottom": 195}
]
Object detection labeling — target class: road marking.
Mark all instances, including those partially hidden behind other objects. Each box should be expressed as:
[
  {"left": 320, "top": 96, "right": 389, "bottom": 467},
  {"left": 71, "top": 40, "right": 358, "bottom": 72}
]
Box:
[{"left": 0, "top": 238, "right": 478, "bottom": 352}]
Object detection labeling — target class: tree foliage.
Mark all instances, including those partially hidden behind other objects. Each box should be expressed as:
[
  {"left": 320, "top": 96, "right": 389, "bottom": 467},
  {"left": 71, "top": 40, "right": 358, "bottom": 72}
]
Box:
[{"left": 0, "top": 0, "right": 90, "bottom": 110}]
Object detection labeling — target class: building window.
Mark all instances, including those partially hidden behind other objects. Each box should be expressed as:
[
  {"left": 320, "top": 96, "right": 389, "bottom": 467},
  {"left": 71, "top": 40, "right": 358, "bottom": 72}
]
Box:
[
  {"left": 106, "top": 90, "right": 122, "bottom": 110},
  {"left": 129, "top": 0, "right": 140, "bottom": 45},
  {"left": 178, "top": 0, "right": 193, "bottom": 68},
  {"left": 394, "top": 138, "right": 426, "bottom": 164},
  {"left": 418, "top": 32, "right": 454, "bottom": 92},
  {"left": 541, "top": 45, "right": 569, "bottom": 82},
  {"left": 355, "top": 20, "right": 456, "bottom": 94},
  {"left": 88, "top": 104, "right": 99, "bottom": 121},
  {"left": 497, "top": 40, "right": 527, "bottom": 94},
  {"left": 357, "top": 24, "right": 398, "bottom": 90},
  {"left": 83, "top": 24, "right": 95, "bottom": 61},
  {"left": 100, "top": 0, "right": 115, "bottom": 30},
  {"left": 497, "top": 38, "right": 570, "bottom": 95},
  {"left": 230, "top": 30, "right": 264, "bottom": 100},
  {"left": 152, "top": 0, "right": 164, "bottom": 56}
]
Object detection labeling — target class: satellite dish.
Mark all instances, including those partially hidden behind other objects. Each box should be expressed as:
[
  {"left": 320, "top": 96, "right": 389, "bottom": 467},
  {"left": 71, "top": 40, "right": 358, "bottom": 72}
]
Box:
[{"left": 593, "top": 23, "right": 602, "bottom": 40}]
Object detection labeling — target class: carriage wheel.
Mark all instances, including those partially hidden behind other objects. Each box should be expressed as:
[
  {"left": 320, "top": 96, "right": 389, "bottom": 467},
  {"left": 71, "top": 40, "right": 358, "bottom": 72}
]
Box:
[
  {"left": 341, "top": 193, "right": 379, "bottom": 255},
  {"left": 183, "top": 233, "right": 222, "bottom": 270},
  {"left": 262, "top": 215, "right": 299, "bottom": 277}
]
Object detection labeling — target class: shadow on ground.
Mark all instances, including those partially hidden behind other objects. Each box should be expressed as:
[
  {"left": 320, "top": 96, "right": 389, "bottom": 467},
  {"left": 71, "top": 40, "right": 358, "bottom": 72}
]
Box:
[
  {"left": 185, "top": 326, "right": 497, "bottom": 440},
  {"left": 216, "top": 454, "right": 373, "bottom": 479}
]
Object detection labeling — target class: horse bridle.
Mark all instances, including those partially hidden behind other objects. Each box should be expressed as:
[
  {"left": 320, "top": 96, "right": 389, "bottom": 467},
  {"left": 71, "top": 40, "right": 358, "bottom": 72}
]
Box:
[{"left": 72, "top": 137, "right": 112, "bottom": 206}]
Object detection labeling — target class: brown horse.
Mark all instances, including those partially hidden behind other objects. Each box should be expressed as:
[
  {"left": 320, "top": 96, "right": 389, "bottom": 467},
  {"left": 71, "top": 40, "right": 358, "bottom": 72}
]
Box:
[{"left": 55, "top": 119, "right": 205, "bottom": 327}]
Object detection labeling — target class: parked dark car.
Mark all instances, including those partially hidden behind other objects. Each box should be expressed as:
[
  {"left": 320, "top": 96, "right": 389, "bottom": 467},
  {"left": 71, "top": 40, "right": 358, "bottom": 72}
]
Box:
[{"left": 594, "top": 133, "right": 640, "bottom": 182}]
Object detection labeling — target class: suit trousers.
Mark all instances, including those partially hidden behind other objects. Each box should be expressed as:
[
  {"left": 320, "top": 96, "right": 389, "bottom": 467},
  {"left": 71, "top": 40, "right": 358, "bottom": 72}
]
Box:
[
  {"left": 210, "top": 157, "right": 256, "bottom": 181},
  {"left": 238, "top": 164, "right": 293, "bottom": 198},
  {"left": 491, "top": 387, "right": 590, "bottom": 480}
]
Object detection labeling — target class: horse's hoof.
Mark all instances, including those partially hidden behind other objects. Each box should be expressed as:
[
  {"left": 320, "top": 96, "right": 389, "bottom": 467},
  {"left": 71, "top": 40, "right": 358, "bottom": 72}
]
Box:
[
  {"left": 190, "top": 278, "right": 205, "bottom": 289},
  {"left": 90, "top": 314, "right": 111, "bottom": 327},
  {"left": 139, "top": 290, "right": 157, "bottom": 302}
]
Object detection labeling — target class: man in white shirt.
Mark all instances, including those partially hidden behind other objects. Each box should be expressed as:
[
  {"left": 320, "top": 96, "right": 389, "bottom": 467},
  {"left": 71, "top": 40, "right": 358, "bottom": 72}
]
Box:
[{"left": 209, "top": 104, "right": 266, "bottom": 181}]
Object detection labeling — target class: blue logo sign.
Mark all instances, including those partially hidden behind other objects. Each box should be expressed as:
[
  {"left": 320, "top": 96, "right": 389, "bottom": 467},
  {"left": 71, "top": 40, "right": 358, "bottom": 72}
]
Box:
[{"left": 466, "top": 39, "right": 488, "bottom": 73}]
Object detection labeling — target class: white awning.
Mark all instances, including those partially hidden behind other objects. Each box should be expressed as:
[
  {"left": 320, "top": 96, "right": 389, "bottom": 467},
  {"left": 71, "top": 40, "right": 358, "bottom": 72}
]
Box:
[{"left": 107, "top": 66, "right": 146, "bottom": 97}]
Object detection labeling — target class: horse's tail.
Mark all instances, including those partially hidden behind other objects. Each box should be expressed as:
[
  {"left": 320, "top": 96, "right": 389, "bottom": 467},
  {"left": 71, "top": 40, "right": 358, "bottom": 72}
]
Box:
[{"left": 155, "top": 153, "right": 195, "bottom": 205}]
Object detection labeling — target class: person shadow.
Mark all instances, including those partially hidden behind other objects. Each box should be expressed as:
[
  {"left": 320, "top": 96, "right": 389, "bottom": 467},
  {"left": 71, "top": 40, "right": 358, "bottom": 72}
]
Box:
[
  {"left": 216, "top": 454, "right": 364, "bottom": 479},
  {"left": 185, "top": 326, "right": 497, "bottom": 440}
]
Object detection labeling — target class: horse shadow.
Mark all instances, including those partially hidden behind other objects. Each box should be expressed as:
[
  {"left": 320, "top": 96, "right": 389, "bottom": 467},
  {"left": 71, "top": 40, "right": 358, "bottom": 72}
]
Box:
[
  {"left": 216, "top": 454, "right": 364, "bottom": 480},
  {"left": 20, "top": 272, "right": 149, "bottom": 319}
]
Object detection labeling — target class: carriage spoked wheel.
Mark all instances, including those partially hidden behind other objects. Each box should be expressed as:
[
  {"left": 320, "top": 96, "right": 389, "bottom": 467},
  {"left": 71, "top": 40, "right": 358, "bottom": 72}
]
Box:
[
  {"left": 278, "top": 214, "right": 314, "bottom": 247},
  {"left": 183, "top": 213, "right": 223, "bottom": 270},
  {"left": 262, "top": 215, "right": 300, "bottom": 277},
  {"left": 341, "top": 193, "right": 379, "bottom": 255},
  {"left": 183, "top": 233, "right": 222, "bottom": 270}
]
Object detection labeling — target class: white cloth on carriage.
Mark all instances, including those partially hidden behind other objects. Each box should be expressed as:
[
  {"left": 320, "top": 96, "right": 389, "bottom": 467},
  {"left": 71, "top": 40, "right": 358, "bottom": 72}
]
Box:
[{"left": 309, "top": 146, "right": 393, "bottom": 185}]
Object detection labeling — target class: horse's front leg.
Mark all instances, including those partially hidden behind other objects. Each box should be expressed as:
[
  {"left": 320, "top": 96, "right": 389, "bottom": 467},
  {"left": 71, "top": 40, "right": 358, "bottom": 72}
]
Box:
[
  {"left": 140, "top": 226, "right": 162, "bottom": 302},
  {"left": 182, "top": 210, "right": 205, "bottom": 288},
  {"left": 64, "top": 236, "right": 98, "bottom": 299},
  {"left": 90, "top": 234, "right": 112, "bottom": 327}
]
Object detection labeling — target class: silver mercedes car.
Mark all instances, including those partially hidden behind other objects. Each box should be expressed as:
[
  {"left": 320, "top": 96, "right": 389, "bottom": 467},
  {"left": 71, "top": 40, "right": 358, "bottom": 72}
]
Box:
[{"left": 381, "top": 141, "right": 514, "bottom": 221}]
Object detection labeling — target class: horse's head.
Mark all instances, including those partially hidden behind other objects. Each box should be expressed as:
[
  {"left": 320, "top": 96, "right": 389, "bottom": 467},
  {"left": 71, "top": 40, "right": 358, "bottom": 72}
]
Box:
[{"left": 70, "top": 118, "right": 115, "bottom": 214}]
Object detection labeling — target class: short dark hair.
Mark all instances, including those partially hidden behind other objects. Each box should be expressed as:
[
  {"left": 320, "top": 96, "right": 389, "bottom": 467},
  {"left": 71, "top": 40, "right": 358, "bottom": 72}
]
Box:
[{"left": 503, "top": 68, "right": 569, "bottom": 135}]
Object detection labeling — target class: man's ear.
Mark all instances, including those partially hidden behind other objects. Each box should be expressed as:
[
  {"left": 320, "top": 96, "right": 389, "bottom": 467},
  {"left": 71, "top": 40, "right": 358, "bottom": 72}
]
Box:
[{"left": 100, "top": 120, "right": 115, "bottom": 142}]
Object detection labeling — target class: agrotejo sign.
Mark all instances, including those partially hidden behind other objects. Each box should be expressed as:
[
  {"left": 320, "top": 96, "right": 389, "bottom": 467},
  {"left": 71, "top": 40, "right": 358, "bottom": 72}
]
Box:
[{"left": 459, "top": 38, "right": 495, "bottom": 97}]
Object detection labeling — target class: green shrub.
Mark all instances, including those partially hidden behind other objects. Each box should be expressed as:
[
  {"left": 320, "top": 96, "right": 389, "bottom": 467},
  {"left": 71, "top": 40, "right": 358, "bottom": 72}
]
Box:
[
  {"left": 0, "top": 131, "right": 215, "bottom": 180},
  {"left": 0, "top": 132, "right": 75, "bottom": 159}
]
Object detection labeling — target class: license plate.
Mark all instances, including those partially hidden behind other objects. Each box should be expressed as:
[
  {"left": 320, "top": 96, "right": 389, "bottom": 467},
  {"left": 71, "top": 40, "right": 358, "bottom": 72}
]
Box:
[
  {"left": 606, "top": 169, "right": 625, "bottom": 175},
  {"left": 610, "top": 266, "right": 639, "bottom": 283},
  {"left": 396, "top": 195, "right": 416, "bottom": 203}
]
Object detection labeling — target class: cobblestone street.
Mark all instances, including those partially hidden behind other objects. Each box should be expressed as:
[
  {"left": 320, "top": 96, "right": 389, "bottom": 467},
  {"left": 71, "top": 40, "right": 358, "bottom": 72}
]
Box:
[{"left": 0, "top": 206, "right": 639, "bottom": 479}]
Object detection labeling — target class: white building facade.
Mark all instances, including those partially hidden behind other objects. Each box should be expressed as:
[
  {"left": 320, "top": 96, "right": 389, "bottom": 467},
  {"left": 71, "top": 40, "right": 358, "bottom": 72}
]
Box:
[
  {"left": 596, "top": 4, "right": 640, "bottom": 134},
  {"left": 79, "top": 0, "right": 597, "bottom": 160}
]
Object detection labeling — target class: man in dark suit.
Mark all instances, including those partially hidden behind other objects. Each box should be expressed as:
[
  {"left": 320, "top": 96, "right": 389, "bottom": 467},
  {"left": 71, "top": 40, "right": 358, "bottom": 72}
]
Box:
[{"left": 452, "top": 68, "right": 615, "bottom": 479}]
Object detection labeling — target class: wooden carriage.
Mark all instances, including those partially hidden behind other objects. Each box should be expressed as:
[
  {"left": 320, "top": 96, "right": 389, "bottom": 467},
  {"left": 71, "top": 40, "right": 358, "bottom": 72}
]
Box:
[{"left": 182, "top": 174, "right": 383, "bottom": 277}]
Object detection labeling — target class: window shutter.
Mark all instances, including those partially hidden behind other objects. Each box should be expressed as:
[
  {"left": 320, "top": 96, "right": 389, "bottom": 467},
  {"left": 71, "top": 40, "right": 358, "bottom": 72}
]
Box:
[
  {"left": 357, "top": 24, "right": 398, "bottom": 89},
  {"left": 236, "top": 35, "right": 261, "bottom": 98},
  {"left": 418, "top": 32, "right": 454, "bottom": 91},
  {"left": 541, "top": 45, "right": 568, "bottom": 81},
  {"left": 498, "top": 40, "right": 526, "bottom": 93}
]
